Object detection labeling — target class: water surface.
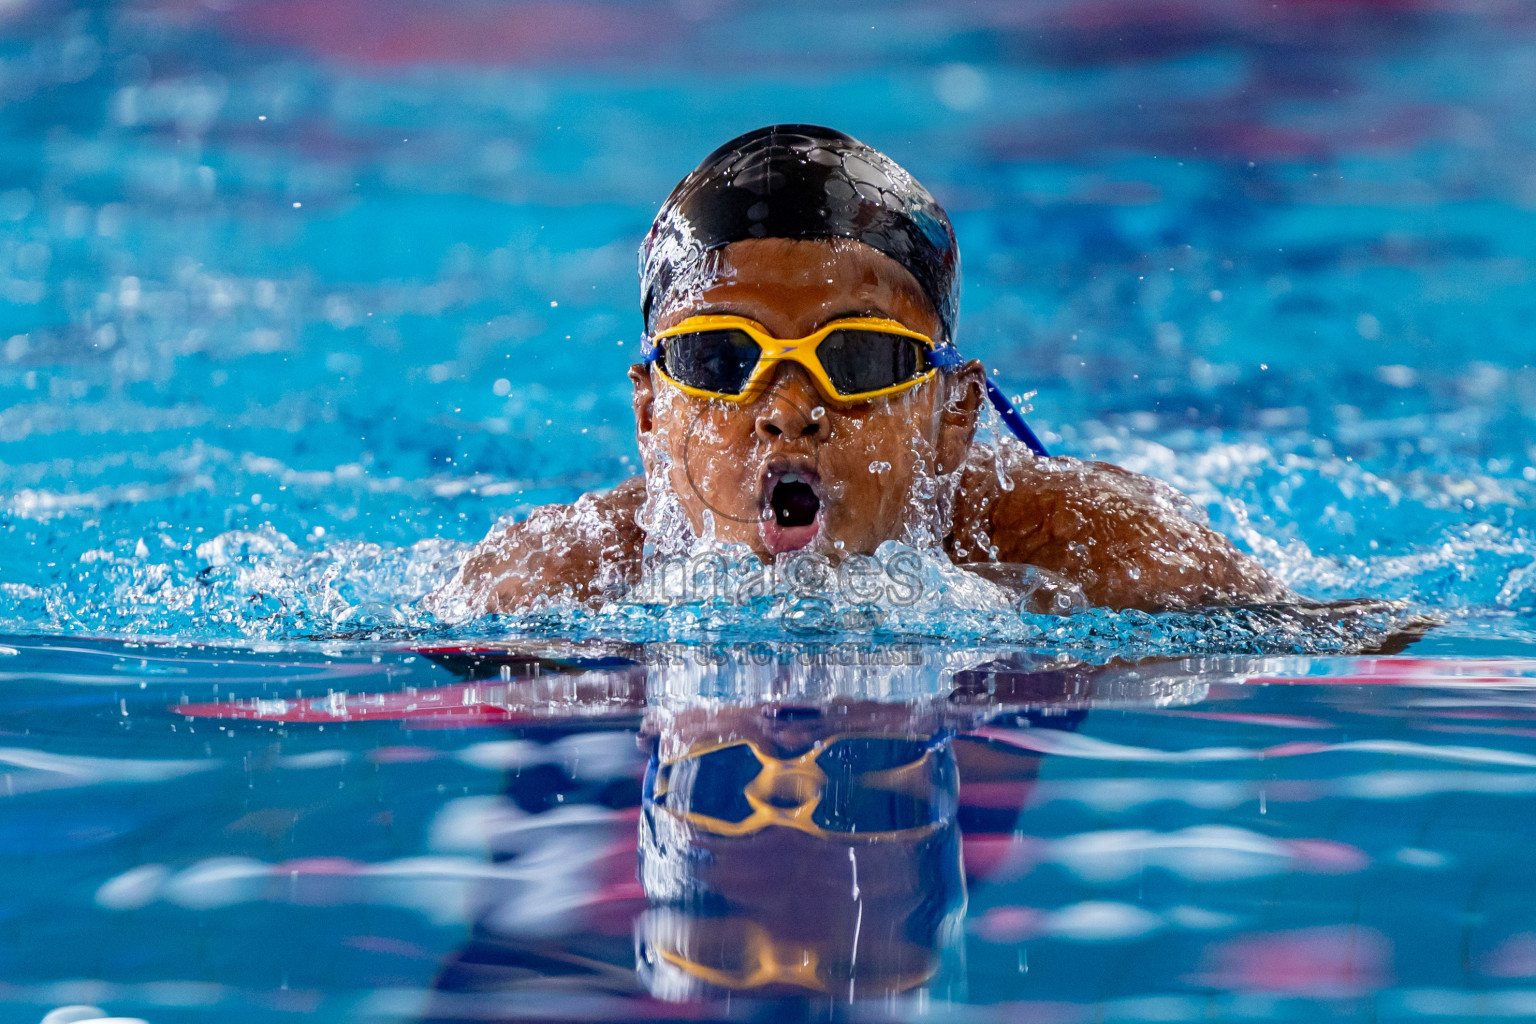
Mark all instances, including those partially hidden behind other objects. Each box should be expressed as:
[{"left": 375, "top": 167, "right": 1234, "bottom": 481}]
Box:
[{"left": 3, "top": 1, "right": 1536, "bottom": 1021}]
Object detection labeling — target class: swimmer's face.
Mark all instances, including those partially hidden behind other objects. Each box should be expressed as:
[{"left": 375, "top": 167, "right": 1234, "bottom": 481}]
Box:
[{"left": 630, "top": 238, "right": 984, "bottom": 559}]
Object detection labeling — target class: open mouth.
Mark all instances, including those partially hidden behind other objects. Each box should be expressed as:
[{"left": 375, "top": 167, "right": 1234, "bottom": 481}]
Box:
[
  {"left": 771, "top": 475, "right": 820, "bottom": 528},
  {"left": 761, "top": 464, "right": 823, "bottom": 554}
]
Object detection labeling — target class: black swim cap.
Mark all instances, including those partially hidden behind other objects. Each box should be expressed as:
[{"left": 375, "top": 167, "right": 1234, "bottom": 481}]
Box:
[{"left": 640, "top": 125, "right": 960, "bottom": 341}]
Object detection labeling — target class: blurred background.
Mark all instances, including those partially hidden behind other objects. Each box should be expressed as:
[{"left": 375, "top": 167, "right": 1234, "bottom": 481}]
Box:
[{"left": 1, "top": 0, "right": 1534, "bottom": 640}]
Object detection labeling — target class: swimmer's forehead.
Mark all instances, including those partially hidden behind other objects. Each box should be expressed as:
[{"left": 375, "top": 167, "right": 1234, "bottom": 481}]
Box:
[{"left": 651, "top": 237, "right": 942, "bottom": 340}]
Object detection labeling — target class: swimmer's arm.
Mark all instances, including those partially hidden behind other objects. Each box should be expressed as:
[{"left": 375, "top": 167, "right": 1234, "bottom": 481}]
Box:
[
  {"left": 428, "top": 476, "right": 645, "bottom": 616},
  {"left": 976, "top": 457, "right": 1288, "bottom": 611}
]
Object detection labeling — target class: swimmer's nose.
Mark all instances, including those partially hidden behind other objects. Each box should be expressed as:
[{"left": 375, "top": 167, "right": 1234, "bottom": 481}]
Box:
[{"left": 753, "top": 363, "right": 824, "bottom": 441}]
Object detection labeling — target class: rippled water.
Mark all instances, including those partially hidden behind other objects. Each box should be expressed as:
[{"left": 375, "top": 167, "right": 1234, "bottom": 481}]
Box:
[
  {"left": 9, "top": 636, "right": 1536, "bottom": 1023},
  {"left": 4, "top": 0, "right": 1536, "bottom": 1021}
]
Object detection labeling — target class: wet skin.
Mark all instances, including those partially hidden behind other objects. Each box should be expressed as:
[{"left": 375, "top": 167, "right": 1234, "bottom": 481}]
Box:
[{"left": 439, "top": 237, "right": 1287, "bottom": 613}]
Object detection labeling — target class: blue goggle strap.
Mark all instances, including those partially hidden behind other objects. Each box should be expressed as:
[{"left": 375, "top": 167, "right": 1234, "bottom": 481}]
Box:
[{"left": 929, "top": 345, "right": 1050, "bottom": 457}]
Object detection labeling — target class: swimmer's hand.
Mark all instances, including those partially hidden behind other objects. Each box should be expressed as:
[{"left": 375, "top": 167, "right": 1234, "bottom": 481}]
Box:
[
  {"left": 426, "top": 476, "right": 645, "bottom": 618},
  {"left": 951, "top": 448, "right": 1288, "bottom": 612}
]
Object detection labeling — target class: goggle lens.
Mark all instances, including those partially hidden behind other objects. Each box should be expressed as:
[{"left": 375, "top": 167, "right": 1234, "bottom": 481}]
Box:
[
  {"left": 658, "top": 329, "right": 761, "bottom": 395},
  {"left": 661, "top": 742, "right": 761, "bottom": 823},
  {"left": 811, "top": 736, "right": 939, "bottom": 833},
  {"left": 816, "top": 329, "right": 928, "bottom": 396}
]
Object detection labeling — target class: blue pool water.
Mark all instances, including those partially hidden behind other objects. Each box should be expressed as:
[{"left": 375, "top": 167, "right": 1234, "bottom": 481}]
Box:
[{"left": 3, "top": 0, "right": 1536, "bottom": 1021}]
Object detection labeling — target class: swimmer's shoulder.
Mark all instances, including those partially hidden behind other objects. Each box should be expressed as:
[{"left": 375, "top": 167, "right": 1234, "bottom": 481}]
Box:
[
  {"left": 438, "top": 476, "right": 646, "bottom": 615},
  {"left": 952, "top": 443, "right": 1286, "bottom": 610},
  {"left": 597, "top": 474, "right": 648, "bottom": 517},
  {"left": 513, "top": 473, "right": 647, "bottom": 566},
  {"left": 518, "top": 475, "right": 647, "bottom": 535},
  {"left": 950, "top": 444, "right": 1121, "bottom": 561}
]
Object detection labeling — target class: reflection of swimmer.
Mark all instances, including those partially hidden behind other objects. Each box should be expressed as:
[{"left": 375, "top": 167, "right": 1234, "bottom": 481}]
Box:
[
  {"left": 633, "top": 686, "right": 1092, "bottom": 1005},
  {"left": 398, "top": 645, "right": 1124, "bottom": 1017},
  {"left": 637, "top": 700, "right": 967, "bottom": 1001},
  {"left": 433, "top": 124, "right": 1288, "bottom": 616}
]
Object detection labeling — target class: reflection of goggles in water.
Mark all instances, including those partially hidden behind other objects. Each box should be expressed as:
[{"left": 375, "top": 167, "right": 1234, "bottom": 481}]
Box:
[
  {"left": 639, "top": 910, "right": 936, "bottom": 996},
  {"left": 649, "top": 732, "right": 954, "bottom": 840},
  {"left": 640, "top": 314, "right": 1049, "bottom": 455}
]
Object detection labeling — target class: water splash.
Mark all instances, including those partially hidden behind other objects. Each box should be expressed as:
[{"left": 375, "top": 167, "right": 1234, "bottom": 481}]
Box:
[{"left": 1, "top": 517, "right": 1425, "bottom": 660}]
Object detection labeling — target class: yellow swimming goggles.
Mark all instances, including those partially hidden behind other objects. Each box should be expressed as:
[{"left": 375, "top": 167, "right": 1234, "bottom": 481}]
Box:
[
  {"left": 647, "top": 732, "right": 955, "bottom": 840},
  {"left": 640, "top": 315, "right": 964, "bottom": 406}
]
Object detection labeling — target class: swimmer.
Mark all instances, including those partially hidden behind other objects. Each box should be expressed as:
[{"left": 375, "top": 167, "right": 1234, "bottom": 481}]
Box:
[{"left": 436, "top": 124, "right": 1287, "bottom": 614}]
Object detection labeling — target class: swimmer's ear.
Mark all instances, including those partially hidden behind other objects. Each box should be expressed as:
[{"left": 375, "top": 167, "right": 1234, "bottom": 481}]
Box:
[
  {"left": 936, "top": 359, "right": 986, "bottom": 475},
  {"left": 629, "top": 363, "right": 656, "bottom": 438}
]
